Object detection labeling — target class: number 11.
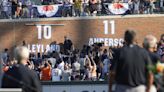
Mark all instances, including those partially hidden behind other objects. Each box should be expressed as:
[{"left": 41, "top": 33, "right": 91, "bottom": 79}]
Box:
[{"left": 103, "top": 20, "right": 115, "bottom": 35}]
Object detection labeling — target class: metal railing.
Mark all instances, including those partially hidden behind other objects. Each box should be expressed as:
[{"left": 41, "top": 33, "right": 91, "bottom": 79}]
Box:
[{"left": 0, "top": 2, "right": 164, "bottom": 19}]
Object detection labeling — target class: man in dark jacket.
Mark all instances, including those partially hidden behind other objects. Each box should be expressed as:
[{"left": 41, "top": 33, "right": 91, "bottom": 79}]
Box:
[
  {"left": 1, "top": 46, "right": 42, "bottom": 92},
  {"left": 109, "top": 30, "right": 153, "bottom": 92}
]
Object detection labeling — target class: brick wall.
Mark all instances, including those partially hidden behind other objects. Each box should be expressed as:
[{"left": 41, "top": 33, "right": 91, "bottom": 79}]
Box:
[{"left": 0, "top": 16, "right": 163, "bottom": 54}]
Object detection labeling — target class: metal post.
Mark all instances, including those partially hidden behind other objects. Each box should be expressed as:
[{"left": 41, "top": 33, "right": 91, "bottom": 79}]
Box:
[{"left": 160, "top": 0, "right": 163, "bottom": 7}]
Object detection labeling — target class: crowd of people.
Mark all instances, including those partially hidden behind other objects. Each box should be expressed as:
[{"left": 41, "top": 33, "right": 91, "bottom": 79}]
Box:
[
  {"left": 0, "top": 31, "right": 164, "bottom": 91},
  {"left": 1, "top": 36, "right": 113, "bottom": 81},
  {"left": 0, "top": 0, "right": 164, "bottom": 19}
]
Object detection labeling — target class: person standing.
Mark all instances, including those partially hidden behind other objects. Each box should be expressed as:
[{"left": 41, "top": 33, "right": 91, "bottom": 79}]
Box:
[
  {"left": 73, "top": 0, "right": 82, "bottom": 16},
  {"left": 64, "top": 36, "right": 73, "bottom": 55},
  {"left": 82, "top": 55, "right": 97, "bottom": 80},
  {"left": 143, "top": 35, "right": 160, "bottom": 65},
  {"left": 11, "top": 0, "right": 17, "bottom": 18},
  {"left": 72, "top": 59, "right": 80, "bottom": 72},
  {"left": 89, "top": 0, "right": 98, "bottom": 15},
  {"left": 1, "top": 48, "right": 9, "bottom": 64},
  {"left": 72, "top": 58, "right": 81, "bottom": 79},
  {"left": 40, "top": 61, "right": 52, "bottom": 81},
  {"left": 62, "top": 0, "right": 73, "bottom": 17},
  {"left": 157, "top": 34, "right": 164, "bottom": 62},
  {"left": 61, "top": 64, "right": 71, "bottom": 81},
  {"left": 102, "top": 55, "right": 110, "bottom": 79},
  {"left": 81, "top": 0, "right": 89, "bottom": 16},
  {"left": 1, "top": 0, "right": 10, "bottom": 19},
  {"left": 51, "top": 64, "right": 62, "bottom": 81},
  {"left": 143, "top": 35, "right": 160, "bottom": 92},
  {"left": 0, "top": 54, "right": 3, "bottom": 87},
  {"left": 58, "top": 59, "right": 65, "bottom": 71},
  {"left": 1, "top": 46, "right": 42, "bottom": 92},
  {"left": 109, "top": 30, "right": 153, "bottom": 92}
]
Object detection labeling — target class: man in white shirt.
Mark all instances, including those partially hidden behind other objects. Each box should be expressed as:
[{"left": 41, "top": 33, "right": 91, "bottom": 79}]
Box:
[
  {"left": 72, "top": 60, "right": 80, "bottom": 79},
  {"left": 48, "top": 54, "right": 56, "bottom": 68},
  {"left": 58, "top": 59, "right": 65, "bottom": 71},
  {"left": 72, "top": 60, "right": 80, "bottom": 72},
  {"left": 52, "top": 64, "right": 62, "bottom": 81}
]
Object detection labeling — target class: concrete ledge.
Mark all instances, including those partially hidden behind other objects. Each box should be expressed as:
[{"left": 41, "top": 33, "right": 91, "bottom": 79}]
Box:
[
  {"left": 41, "top": 81, "right": 108, "bottom": 85},
  {"left": 0, "top": 88, "right": 22, "bottom": 92},
  {"left": 0, "top": 14, "right": 164, "bottom": 22}
]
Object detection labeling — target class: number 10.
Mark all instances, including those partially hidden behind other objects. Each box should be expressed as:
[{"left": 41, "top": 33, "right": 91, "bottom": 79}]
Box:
[
  {"left": 103, "top": 20, "right": 115, "bottom": 35},
  {"left": 37, "top": 25, "right": 52, "bottom": 39}
]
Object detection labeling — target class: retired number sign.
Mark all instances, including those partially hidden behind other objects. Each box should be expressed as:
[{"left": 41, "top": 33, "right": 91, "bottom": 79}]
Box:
[
  {"left": 103, "top": 20, "right": 115, "bottom": 35},
  {"left": 37, "top": 25, "right": 52, "bottom": 39}
]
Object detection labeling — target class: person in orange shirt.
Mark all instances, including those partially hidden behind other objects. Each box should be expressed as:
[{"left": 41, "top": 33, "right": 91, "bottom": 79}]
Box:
[
  {"left": 2, "top": 65, "right": 9, "bottom": 72},
  {"left": 40, "top": 61, "right": 52, "bottom": 81},
  {"left": 2, "top": 60, "right": 15, "bottom": 72}
]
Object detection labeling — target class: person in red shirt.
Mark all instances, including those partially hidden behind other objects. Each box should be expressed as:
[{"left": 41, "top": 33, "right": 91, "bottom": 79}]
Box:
[{"left": 40, "top": 61, "right": 52, "bottom": 81}]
